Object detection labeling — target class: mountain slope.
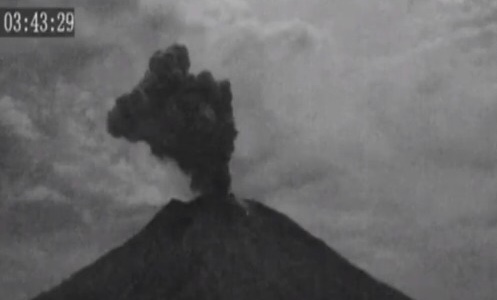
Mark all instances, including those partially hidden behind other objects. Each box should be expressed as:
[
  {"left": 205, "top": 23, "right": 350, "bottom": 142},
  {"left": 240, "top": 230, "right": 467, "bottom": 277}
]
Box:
[{"left": 32, "top": 194, "right": 414, "bottom": 300}]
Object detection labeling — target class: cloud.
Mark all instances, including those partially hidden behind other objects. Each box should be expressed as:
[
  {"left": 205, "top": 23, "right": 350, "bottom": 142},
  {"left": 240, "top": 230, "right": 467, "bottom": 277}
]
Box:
[
  {"left": 0, "top": 201, "right": 84, "bottom": 239},
  {"left": 0, "top": 96, "right": 41, "bottom": 140}
]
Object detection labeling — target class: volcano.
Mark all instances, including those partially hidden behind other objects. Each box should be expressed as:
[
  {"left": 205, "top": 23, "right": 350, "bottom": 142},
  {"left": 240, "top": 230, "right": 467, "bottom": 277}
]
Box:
[
  {"left": 32, "top": 43, "right": 414, "bottom": 300},
  {"left": 31, "top": 194, "right": 414, "bottom": 300}
]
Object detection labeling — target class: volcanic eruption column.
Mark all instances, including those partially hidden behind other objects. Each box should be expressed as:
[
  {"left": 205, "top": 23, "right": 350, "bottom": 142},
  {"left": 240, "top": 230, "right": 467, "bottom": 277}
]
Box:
[{"left": 107, "top": 44, "right": 238, "bottom": 197}]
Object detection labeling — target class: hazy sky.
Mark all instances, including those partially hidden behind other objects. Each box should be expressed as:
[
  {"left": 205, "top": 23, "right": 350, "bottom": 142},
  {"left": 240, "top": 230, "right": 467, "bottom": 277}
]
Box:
[{"left": 1, "top": 1, "right": 496, "bottom": 299}]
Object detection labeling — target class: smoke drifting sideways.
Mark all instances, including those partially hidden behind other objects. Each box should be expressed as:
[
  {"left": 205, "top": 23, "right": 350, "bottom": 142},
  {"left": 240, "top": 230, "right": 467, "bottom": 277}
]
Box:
[{"left": 107, "top": 44, "right": 238, "bottom": 197}]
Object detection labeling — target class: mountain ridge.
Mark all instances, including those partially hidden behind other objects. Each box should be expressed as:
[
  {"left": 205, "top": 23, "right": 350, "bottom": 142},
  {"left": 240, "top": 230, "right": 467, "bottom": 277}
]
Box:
[{"left": 31, "top": 194, "right": 414, "bottom": 300}]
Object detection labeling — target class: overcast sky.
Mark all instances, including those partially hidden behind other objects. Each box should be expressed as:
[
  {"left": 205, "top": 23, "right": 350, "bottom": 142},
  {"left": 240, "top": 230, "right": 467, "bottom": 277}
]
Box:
[{"left": 1, "top": 1, "right": 496, "bottom": 299}]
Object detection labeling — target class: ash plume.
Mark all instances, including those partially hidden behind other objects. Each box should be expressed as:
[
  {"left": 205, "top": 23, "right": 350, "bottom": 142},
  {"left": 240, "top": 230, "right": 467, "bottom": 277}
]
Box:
[{"left": 107, "top": 44, "right": 237, "bottom": 196}]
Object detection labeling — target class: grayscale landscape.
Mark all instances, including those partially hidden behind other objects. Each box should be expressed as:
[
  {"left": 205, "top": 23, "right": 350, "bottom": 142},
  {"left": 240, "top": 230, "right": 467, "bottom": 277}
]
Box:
[{"left": 1, "top": 1, "right": 496, "bottom": 299}]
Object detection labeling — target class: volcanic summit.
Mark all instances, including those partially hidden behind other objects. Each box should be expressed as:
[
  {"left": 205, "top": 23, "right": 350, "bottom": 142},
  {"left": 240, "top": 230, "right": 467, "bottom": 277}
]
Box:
[{"left": 31, "top": 44, "right": 414, "bottom": 300}]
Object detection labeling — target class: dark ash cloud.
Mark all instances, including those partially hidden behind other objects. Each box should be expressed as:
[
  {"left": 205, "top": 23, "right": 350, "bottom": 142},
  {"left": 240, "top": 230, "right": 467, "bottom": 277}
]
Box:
[{"left": 107, "top": 44, "right": 237, "bottom": 196}]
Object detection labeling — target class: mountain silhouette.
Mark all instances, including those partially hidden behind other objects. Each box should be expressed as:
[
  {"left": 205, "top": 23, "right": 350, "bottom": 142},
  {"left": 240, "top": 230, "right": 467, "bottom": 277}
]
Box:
[{"left": 31, "top": 194, "right": 413, "bottom": 300}]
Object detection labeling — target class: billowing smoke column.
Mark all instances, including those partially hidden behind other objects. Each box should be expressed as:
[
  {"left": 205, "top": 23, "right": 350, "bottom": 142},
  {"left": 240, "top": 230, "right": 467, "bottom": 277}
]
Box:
[{"left": 107, "top": 44, "right": 237, "bottom": 197}]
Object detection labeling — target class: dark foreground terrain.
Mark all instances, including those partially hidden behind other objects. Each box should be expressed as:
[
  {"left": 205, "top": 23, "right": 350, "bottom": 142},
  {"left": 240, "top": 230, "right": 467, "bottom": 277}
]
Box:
[{"left": 32, "top": 195, "right": 414, "bottom": 300}]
